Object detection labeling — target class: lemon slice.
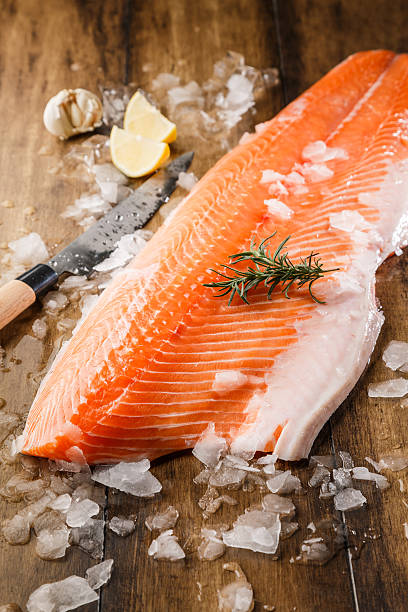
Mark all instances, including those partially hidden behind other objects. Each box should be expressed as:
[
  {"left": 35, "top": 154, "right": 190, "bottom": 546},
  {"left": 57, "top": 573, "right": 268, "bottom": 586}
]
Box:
[
  {"left": 110, "top": 126, "right": 170, "bottom": 178},
  {"left": 124, "top": 91, "right": 177, "bottom": 143}
]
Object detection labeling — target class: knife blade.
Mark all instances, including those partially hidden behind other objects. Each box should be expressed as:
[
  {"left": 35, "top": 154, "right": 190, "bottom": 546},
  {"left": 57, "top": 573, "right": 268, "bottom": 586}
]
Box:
[{"left": 0, "top": 152, "right": 194, "bottom": 330}]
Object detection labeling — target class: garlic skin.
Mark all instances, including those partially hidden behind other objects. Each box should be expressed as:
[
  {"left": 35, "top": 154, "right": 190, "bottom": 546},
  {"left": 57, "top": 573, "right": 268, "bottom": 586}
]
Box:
[{"left": 43, "top": 88, "right": 103, "bottom": 139}]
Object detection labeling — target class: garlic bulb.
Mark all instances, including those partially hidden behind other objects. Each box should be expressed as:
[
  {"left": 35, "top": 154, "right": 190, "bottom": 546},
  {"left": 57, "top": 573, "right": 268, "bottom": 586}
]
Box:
[{"left": 43, "top": 88, "right": 103, "bottom": 139}]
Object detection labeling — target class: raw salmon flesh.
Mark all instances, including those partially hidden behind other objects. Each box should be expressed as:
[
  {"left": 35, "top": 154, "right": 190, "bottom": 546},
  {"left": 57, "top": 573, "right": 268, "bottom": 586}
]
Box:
[{"left": 22, "top": 50, "right": 408, "bottom": 463}]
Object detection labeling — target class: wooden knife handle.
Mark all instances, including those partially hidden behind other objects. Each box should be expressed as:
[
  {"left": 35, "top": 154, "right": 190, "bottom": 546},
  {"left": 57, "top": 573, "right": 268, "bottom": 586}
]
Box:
[
  {"left": 0, "top": 263, "right": 59, "bottom": 330},
  {"left": 0, "top": 280, "right": 36, "bottom": 330}
]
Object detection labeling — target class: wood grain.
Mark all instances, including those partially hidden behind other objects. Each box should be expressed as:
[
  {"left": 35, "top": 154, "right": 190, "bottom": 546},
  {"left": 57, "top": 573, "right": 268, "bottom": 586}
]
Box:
[
  {"left": 0, "top": 0, "right": 128, "bottom": 609},
  {"left": 0, "top": 1, "right": 407, "bottom": 611}
]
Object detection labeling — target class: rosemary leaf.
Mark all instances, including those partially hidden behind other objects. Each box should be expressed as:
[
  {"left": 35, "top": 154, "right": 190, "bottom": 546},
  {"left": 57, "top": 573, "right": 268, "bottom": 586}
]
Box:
[{"left": 203, "top": 233, "right": 339, "bottom": 305}]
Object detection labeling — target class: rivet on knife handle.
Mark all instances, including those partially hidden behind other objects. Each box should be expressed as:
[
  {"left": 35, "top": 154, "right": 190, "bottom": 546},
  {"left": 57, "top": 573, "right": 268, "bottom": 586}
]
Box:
[{"left": 0, "top": 264, "right": 58, "bottom": 330}]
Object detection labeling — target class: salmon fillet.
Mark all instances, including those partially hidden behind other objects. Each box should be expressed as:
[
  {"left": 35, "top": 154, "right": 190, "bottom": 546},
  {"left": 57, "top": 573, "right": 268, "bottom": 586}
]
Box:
[{"left": 22, "top": 50, "right": 408, "bottom": 463}]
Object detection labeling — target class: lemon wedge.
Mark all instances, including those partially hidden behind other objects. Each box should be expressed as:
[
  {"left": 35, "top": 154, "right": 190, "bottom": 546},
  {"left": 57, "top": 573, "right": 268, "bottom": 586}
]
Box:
[
  {"left": 124, "top": 91, "right": 177, "bottom": 143},
  {"left": 110, "top": 126, "right": 170, "bottom": 178}
]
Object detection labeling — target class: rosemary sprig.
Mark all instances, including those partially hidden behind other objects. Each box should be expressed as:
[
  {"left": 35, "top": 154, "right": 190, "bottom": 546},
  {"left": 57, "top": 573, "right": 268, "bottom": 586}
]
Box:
[{"left": 203, "top": 233, "right": 339, "bottom": 305}]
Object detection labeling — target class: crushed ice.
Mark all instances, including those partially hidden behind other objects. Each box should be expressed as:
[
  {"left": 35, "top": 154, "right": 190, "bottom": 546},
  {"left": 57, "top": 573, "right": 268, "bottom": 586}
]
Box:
[
  {"left": 382, "top": 340, "right": 408, "bottom": 371},
  {"left": 109, "top": 516, "right": 136, "bottom": 537},
  {"left": 92, "top": 460, "right": 162, "bottom": 497},
  {"left": 192, "top": 423, "right": 228, "bottom": 468},
  {"left": 148, "top": 529, "right": 185, "bottom": 561},
  {"left": 334, "top": 488, "right": 367, "bottom": 512},
  {"left": 26, "top": 575, "right": 98, "bottom": 612},
  {"left": 145, "top": 506, "right": 179, "bottom": 531},
  {"left": 368, "top": 378, "right": 408, "bottom": 398},
  {"left": 85, "top": 559, "right": 114, "bottom": 590},
  {"left": 217, "top": 562, "right": 254, "bottom": 612},
  {"left": 176, "top": 171, "right": 198, "bottom": 191},
  {"left": 223, "top": 509, "right": 281, "bottom": 554}
]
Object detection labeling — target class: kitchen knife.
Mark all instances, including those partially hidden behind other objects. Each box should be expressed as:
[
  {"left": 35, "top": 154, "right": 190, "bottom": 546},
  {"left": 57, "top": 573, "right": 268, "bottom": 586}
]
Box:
[{"left": 0, "top": 151, "right": 194, "bottom": 330}]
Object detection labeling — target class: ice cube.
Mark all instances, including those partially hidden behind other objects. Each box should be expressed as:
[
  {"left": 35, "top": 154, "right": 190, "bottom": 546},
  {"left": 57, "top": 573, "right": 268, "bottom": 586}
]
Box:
[
  {"left": 212, "top": 371, "right": 248, "bottom": 393},
  {"left": 19, "top": 493, "right": 57, "bottom": 526},
  {"left": 176, "top": 171, "right": 198, "bottom": 191},
  {"left": 264, "top": 198, "right": 293, "bottom": 220},
  {"left": 35, "top": 526, "right": 70, "bottom": 560},
  {"left": 198, "top": 528, "right": 226, "bottom": 561},
  {"left": 224, "top": 455, "right": 260, "bottom": 473},
  {"left": 66, "top": 499, "right": 99, "bottom": 527},
  {"left": 382, "top": 340, "right": 408, "bottom": 371},
  {"left": 70, "top": 518, "right": 104, "bottom": 560},
  {"left": 308, "top": 466, "right": 330, "bottom": 487},
  {"left": 298, "top": 538, "right": 332, "bottom": 565},
  {"left": 319, "top": 482, "right": 337, "bottom": 499},
  {"left": 101, "top": 85, "right": 134, "bottom": 126},
  {"left": 260, "top": 169, "right": 285, "bottom": 184},
  {"left": 302, "top": 140, "right": 348, "bottom": 163},
  {"left": 42, "top": 291, "right": 68, "bottom": 315},
  {"left": 329, "top": 210, "right": 370, "bottom": 233},
  {"left": 365, "top": 456, "right": 382, "bottom": 472},
  {"left": 261, "top": 493, "right": 295, "bottom": 516},
  {"left": 333, "top": 468, "right": 353, "bottom": 490},
  {"left": 93, "top": 231, "right": 151, "bottom": 272},
  {"left": 92, "top": 162, "right": 127, "bottom": 185},
  {"left": 217, "top": 562, "right": 254, "bottom": 612},
  {"left": 86, "top": 559, "right": 114, "bottom": 589},
  {"left": 223, "top": 509, "right": 281, "bottom": 554},
  {"left": 192, "top": 423, "right": 228, "bottom": 468},
  {"left": 368, "top": 378, "right": 408, "bottom": 398},
  {"left": 61, "top": 194, "right": 110, "bottom": 225},
  {"left": 49, "top": 475, "right": 73, "bottom": 496},
  {"left": 0, "top": 413, "right": 20, "bottom": 444},
  {"left": 209, "top": 463, "right": 246, "bottom": 488},
  {"left": 198, "top": 486, "right": 237, "bottom": 516},
  {"left": 145, "top": 506, "right": 179, "bottom": 531},
  {"left": 148, "top": 529, "right": 185, "bottom": 561},
  {"left": 352, "top": 467, "right": 389, "bottom": 490},
  {"left": 309, "top": 455, "right": 337, "bottom": 469},
  {"left": 0, "top": 473, "right": 41, "bottom": 502},
  {"left": 71, "top": 482, "right": 97, "bottom": 503},
  {"left": 98, "top": 181, "right": 118, "bottom": 203},
  {"left": 2, "top": 514, "right": 30, "bottom": 545},
  {"left": 92, "top": 460, "right": 162, "bottom": 497},
  {"left": 32, "top": 319, "right": 47, "bottom": 340},
  {"left": 26, "top": 576, "right": 98, "bottom": 612},
  {"left": 299, "top": 162, "right": 334, "bottom": 182},
  {"left": 33, "top": 511, "right": 66, "bottom": 536},
  {"left": 334, "top": 488, "right": 367, "bottom": 511},
  {"left": 168, "top": 81, "right": 204, "bottom": 113},
  {"left": 257, "top": 454, "right": 278, "bottom": 466},
  {"left": 404, "top": 523, "right": 408, "bottom": 540},
  {"left": 378, "top": 456, "right": 408, "bottom": 471},
  {"left": 266, "top": 471, "right": 302, "bottom": 494},
  {"left": 280, "top": 521, "right": 299, "bottom": 540},
  {"left": 9, "top": 233, "right": 49, "bottom": 266},
  {"left": 339, "top": 450, "right": 354, "bottom": 469},
  {"left": 48, "top": 493, "right": 72, "bottom": 513},
  {"left": 109, "top": 516, "right": 135, "bottom": 537}
]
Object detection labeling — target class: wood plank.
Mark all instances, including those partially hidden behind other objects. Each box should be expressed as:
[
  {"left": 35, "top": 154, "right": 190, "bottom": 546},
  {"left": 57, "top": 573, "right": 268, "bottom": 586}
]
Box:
[
  {"left": 276, "top": 1, "right": 408, "bottom": 610},
  {"left": 102, "top": 1, "right": 355, "bottom": 611},
  {"left": 0, "top": 0, "right": 127, "bottom": 608}
]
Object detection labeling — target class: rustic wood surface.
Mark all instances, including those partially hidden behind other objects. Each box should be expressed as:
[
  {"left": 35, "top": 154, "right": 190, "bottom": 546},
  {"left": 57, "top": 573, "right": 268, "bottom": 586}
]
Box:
[{"left": 0, "top": 1, "right": 407, "bottom": 610}]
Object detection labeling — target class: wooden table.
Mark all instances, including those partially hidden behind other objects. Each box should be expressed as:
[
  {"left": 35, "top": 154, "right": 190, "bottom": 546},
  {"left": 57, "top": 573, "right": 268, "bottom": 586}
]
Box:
[{"left": 0, "top": 1, "right": 407, "bottom": 610}]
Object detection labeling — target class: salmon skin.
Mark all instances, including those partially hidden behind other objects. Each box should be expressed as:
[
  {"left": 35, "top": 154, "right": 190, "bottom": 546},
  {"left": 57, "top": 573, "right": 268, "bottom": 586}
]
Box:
[{"left": 22, "top": 51, "right": 408, "bottom": 463}]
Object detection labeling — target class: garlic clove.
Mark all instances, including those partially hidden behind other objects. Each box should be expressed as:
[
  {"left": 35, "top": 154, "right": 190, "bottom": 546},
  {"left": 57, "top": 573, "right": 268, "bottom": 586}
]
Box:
[{"left": 43, "top": 88, "right": 103, "bottom": 140}]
